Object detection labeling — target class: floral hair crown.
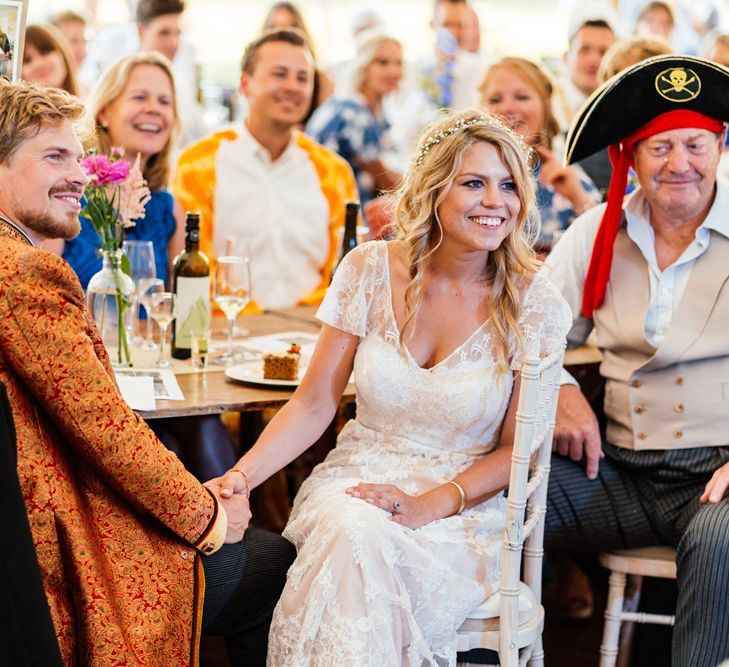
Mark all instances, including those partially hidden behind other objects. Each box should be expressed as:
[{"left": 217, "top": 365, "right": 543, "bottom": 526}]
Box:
[{"left": 414, "top": 115, "right": 532, "bottom": 166}]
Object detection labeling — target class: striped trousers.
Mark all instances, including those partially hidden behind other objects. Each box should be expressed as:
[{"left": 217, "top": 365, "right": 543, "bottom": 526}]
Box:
[
  {"left": 201, "top": 527, "right": 296, "bottom": 665},
  {"left": 545, "top": 443, "right": 729, "bottom": 667}
]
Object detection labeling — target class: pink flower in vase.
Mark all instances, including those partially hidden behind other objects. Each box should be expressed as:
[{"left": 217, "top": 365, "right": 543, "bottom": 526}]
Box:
[{"left": 81, "top": 152, "right": 130, "bottom": 186}]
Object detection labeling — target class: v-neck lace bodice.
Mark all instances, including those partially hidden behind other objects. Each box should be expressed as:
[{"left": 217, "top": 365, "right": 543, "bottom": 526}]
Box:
[
  {"left": 267, "top": 241, "right": 571, "bottom": 667},
  {"left": 317, "top": 241, "right": 571, "bottom": 454}
]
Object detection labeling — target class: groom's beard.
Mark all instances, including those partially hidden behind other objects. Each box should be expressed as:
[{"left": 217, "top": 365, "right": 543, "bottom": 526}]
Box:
[{"left": 14, "top": 185, "right": 83, "bottom": 241}]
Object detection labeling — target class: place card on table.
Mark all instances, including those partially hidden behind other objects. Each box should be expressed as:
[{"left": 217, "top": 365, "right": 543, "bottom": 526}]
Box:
[{"left": 115, "top": 368, "right": 185, "bottom": 410}]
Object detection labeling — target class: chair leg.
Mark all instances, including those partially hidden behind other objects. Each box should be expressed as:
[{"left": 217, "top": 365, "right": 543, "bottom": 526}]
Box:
[
  {"left": 600, "top": 570, "right": 627, "bottom": 667},
  {"left": 526, "top": 635, "right": 544, "bottom": 667},
  {"left": 616, "top": 575, "right": 643, "bottom": 667}
]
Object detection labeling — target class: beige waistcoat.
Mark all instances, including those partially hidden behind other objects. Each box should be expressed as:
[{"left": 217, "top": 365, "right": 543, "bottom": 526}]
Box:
[{"left": 595, "top": 226, "right": 729, "bottom": 450}]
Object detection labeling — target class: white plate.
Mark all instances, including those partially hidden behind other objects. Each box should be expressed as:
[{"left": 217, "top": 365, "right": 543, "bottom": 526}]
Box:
[{"left": 225, "top": 360, "right": 303, "bottom": 387}]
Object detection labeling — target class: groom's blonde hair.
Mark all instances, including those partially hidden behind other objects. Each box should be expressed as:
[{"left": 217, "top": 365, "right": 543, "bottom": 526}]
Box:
[{"left": 0, "top": 79, "right": 88, "bottom": 165}]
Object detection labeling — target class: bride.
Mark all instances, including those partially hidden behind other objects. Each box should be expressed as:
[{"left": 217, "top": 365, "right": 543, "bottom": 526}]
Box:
[{"left": 212, "top": 109, "right": 571, "bottom": 666}]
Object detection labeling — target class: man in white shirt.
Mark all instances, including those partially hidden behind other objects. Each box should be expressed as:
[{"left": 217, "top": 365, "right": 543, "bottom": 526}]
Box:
[
  {"left": 543, "top": 56, "right": 729, "bottom": 667},
  {"left": 173, "top": 29, "right": 356, "bottom": 310}
]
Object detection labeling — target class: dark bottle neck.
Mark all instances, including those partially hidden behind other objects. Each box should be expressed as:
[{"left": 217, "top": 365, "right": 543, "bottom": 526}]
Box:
[
  {"left": 185, "top": 225, "right": 201, "bottom": 253},
  {"left": 342, "top": 203, "right": 359, "bottom": 250}
]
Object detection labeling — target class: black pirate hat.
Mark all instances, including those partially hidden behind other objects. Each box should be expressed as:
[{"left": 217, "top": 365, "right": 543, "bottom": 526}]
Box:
[
  {"left": 563, "top": 55, "right": 729, "bottom": 318},
  {"left": 565, "top": 55, "right": 729, "bottom": 165}
]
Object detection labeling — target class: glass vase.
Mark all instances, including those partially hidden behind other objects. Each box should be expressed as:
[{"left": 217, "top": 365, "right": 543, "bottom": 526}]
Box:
[{"left": 87, "top": 249, "right": 135, "bottom": 367}]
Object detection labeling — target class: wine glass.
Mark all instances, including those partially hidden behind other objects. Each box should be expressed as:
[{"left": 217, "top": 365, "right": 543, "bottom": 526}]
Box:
[
  {"left": 224, "top": 236, "right": 251, "bottom": 337},
  {"left": 149, "top": 292, "right": 176, "bottom": 368},
  {"left": 137, "top": 278, "right": 165, "bottom": 350},
  {"left": 122, "top": 240, "right": 156, "bottom": 344},
  {"left": 213, "top": 255, "right": 251, "bottom": 364}
]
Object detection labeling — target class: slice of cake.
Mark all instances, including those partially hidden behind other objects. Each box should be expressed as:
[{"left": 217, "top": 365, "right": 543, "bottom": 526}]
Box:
[{"left": 262, "top": 343, "right": 301, "bottom": 381}]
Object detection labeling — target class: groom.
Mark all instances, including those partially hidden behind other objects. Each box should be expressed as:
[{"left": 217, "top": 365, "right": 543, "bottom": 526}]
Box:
[{"left": 0, "top": 78, "right": 293, "bottom": 665}]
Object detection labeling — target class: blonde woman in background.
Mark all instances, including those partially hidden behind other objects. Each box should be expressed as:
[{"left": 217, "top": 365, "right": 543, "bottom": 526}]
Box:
[
  {"left": 306, "top": 30, "right": 404, "bottom": 206},
  {"left": 52, "top": 51, "right": 184, "bottom": 289},
  {"left": 480, "top": 57, "right": 600, "bottom": 247},
  {"left": 210, "top": 109, "right": 571, "bottom": 665}
]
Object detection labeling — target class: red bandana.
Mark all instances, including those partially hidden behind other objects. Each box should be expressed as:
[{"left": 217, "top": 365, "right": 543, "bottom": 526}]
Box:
[{"left": 581, "top": 109, "right": 725, "bottom": 318}]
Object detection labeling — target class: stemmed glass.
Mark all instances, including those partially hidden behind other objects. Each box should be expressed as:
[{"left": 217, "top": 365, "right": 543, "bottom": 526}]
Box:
[
  {"left": 224, "top": 237, "right": 251, "bottom": 337},
  {"left": 122, "top": 240, "right": 156, "bottom": 345},
  {"left": 213, "top": 255, "right": 251, "bottom": 364},
  {"left": 148, "top": 292, "right": 176, "bottom": 367},
  {"left": 138, "top": 278, "right": 165, "bottom": 350}
]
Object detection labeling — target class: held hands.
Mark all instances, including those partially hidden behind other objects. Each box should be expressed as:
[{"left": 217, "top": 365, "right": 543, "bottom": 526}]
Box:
[
  {"left": 204, "top": 476, "right": 251, "bottom": 543},
  {"left": 346, "top": 482, "right": 441, "bottom": 529},
  {"left": 553, "top": 384, "right": 604, "bottom": 480},
  {"left": 701, "top": 461, "right": 729, "bottom": 504}
]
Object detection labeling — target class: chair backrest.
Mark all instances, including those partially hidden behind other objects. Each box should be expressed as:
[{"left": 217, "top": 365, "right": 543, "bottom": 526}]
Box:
[
  {"left": 0, "top": 381, "right": 63, "bottom": 666},
  {"left": 499, "top": 347, "right": 564, "bottom": 660}
]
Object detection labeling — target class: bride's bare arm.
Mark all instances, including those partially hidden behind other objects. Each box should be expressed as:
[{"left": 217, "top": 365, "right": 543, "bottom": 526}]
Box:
[{"left": 216, "top": 323, "right": 358, "bottom": 498}]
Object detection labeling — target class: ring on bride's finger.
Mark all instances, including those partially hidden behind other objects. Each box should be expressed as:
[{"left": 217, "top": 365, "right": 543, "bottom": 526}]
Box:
[{"left": 392, "top": 501, "right": 401, "bottom": 511}]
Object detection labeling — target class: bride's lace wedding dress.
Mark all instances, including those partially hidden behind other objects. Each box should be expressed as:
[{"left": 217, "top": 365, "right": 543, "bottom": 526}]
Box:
[{"left": 268, "top": 241, "right": 570, "bottom": 666}]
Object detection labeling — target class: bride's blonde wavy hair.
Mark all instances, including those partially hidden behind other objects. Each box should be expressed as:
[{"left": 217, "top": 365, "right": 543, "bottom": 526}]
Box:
[{"left": 393, "top": 109, "right": 541, "bottom": 372}]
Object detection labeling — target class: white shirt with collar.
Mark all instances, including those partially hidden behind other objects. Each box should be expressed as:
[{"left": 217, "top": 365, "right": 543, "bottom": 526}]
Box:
[
  {"left": 213, "top": 124, "right": 330, "bottom": 310},
  {"left": 542, "top": 182, "right": 729, "bottom": 379}
]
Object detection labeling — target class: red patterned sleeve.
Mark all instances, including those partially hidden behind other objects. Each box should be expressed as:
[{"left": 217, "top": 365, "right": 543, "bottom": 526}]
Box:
[{"left": 0, "top": 250, "right": 217, "bottom": 546}]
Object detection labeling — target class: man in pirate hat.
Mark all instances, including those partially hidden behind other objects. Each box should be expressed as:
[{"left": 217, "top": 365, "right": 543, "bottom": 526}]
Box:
[{"left": 543, "top": 54, "right": 729, "bottom": 666}]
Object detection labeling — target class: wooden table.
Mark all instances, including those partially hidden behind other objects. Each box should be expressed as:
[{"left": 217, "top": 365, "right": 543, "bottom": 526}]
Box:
[{"left": 144, "top": 306, "right": 352, "bottom": 419}]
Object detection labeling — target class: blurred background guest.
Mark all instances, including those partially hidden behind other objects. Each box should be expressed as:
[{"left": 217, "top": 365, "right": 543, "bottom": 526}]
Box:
[
  {"left": 261, "top": 2, "right": 333, "bottom": 125},
  {"left": 48, "top": 52, "right": 184, "bottom": 289},
  {"left": 481, "top": 56, "right": 599, "bottom": 247},
  {"left": 598, "top": 34, "right": 673, "bottom": 82},
  {"left": 22, "top": 24, "right": 79, "bottom": 96},
  {"left": 634, "top": 0, "right": 675, "bottom": 45},
  {"left": 553, "top": 4, "right": 619, "bottom": 129},
  {"left": 80, "top": 0, "right": 203, "bottom": 150},
  {"left": 49, "top": 10, "right": 88, "bottom": 71},
  {"left": 701, "top": 31, "right": 729, "bottom": 67},
  {"left": 0, "top": 20, "right": 11, "bottom": 78},
  {"left": 459, "top": 5, "right": 481, "bottom": 53},
  {"left": 329, "top": 9, "right": 385, "bottom": 95},
  {"left": 306, "top": 31, "right": 403, "bottom": 206}
]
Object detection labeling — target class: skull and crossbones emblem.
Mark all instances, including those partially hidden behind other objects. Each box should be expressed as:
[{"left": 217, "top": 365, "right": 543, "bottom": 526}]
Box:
[{"left": 655, "top": 67, "right": 701, "bottom": 101}]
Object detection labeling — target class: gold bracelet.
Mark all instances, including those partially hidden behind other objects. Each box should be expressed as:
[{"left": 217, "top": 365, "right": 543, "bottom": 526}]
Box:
[
  {"left": 447, "top": 480, "right": 467, "bottom": 515},
  {"left": 230, "top": 467, "right": 250, "bottom": 499}
]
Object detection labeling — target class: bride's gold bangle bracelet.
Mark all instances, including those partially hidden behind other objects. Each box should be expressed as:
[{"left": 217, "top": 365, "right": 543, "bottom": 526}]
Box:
[{"left": 447, "top": 480, "right": 467, "bottom": 515}]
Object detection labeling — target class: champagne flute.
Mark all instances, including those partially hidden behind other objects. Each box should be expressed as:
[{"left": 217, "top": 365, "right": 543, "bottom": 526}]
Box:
[
  {"left": 213, "top": 255, "right": 251, "bottom": 364},
  {"left": 149, "top": 292, "right": 176, "bottom": 368},
  {"left": 122, "top": 240, "right": 156, "bottom": 345},
  {"left": 224, "top": 236, "right": 251, "bottom": 337},
  {"left": 137, "top": 278, "right": 165, "bottom": 350}
]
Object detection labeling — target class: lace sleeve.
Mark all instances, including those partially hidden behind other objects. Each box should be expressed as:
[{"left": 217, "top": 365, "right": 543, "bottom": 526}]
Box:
[
  {"left": 316, "top": 242, "right": 379, "bottom": 337},
  {"left": 510, "top": 274, "right": 572, "bottom": 371}
]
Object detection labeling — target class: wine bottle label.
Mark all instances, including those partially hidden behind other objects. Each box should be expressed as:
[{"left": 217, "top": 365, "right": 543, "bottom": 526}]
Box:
[{"left": 174, "top": 276, "right": 210, "bottom": 350}]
